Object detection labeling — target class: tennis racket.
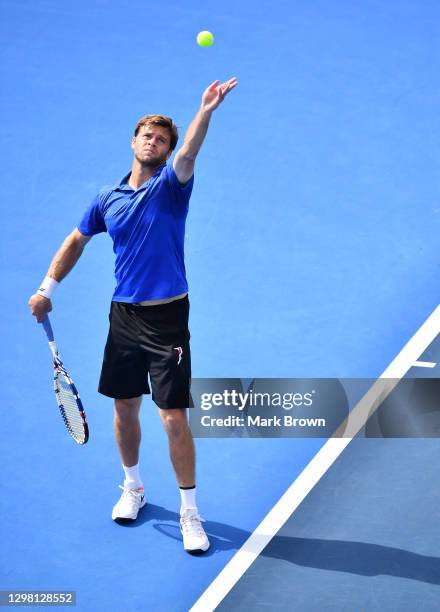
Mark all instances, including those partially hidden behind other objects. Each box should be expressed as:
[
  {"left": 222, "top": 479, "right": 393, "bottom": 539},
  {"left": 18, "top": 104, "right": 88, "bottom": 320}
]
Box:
[{"left": 42, "top": 315, "right": 89, "bottom": 444}]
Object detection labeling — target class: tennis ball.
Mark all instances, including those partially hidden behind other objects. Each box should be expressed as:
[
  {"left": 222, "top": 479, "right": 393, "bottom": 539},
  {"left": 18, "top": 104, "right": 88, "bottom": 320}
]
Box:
[{"left": 197, "top": 31, "right": 214, "bottom": 47}]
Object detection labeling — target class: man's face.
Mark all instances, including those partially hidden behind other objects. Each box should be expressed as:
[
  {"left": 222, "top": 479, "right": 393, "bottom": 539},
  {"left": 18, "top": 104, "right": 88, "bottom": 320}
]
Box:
[{"left": 131, "top": 124, "right": 172, "bottom": 167}]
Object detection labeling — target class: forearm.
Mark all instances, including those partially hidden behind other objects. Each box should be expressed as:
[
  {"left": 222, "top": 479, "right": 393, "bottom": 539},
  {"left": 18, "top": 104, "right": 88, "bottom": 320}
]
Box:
[
  {"left": 47, "top": 235, "right": 85, "bottom": 282},
  {"left": 180, "top": 108, "right": 212, "bottom": 160}
]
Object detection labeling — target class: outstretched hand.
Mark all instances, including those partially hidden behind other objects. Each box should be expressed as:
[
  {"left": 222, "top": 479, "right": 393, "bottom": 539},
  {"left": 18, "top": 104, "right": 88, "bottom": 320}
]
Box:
[{"left": 201, "top": 77, "right": 238, "bottom": 113}]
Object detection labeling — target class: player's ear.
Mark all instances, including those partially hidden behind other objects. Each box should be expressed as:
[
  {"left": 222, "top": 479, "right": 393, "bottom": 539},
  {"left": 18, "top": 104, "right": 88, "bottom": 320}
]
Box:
[
  {"left": 131, "top": 136, "right": 136, "bottom": 150},
  {"left": 166, "top": 148, "right": 173, "bottom": 160}
]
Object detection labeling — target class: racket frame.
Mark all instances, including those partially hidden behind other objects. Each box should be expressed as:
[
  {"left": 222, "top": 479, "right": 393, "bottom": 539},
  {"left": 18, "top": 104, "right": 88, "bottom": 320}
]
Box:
[{"left": 43, "top": 316, "right": 89, "bottom": 445}]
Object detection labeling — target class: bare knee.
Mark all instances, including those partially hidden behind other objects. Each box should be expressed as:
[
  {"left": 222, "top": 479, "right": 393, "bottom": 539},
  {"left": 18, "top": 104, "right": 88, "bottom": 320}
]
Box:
[
  {"left": 160, "top": 409, "right": 189, "bottom": 439},
  {"left": 115, "top": 396, "right": 142, "bottom": 424}
]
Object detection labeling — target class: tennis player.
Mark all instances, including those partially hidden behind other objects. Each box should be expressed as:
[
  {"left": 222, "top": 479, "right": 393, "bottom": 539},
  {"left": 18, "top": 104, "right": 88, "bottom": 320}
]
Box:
[{"left": 28, "top": 77, "right": 238, "bottom": 553}]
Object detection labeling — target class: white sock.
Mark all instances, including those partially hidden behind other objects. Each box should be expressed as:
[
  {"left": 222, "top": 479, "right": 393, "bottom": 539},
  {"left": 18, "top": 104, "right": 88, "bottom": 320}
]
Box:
[
  {"left": 123, "top": 463, "right": 143, "bottom": 490},
  {"left": 180, "top": 486, "right": 197, "bottom": 514}
]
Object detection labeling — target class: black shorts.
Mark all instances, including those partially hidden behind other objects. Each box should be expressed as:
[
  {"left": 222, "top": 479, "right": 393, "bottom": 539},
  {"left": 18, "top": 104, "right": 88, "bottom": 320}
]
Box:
[{"left": 98, "top": 296, "right": 191, "bottom": 408}]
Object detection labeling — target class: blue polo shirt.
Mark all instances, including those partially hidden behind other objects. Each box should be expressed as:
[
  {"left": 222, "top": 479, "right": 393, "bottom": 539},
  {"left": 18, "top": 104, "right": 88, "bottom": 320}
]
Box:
[{"left": 77, "top": 162, "right": 193, "bottom": 302}]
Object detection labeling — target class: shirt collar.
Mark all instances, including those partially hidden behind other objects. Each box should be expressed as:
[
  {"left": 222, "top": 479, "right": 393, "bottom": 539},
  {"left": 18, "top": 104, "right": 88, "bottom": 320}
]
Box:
[{"left": 115, "top": 162, "right": 167, "bottom": 192}]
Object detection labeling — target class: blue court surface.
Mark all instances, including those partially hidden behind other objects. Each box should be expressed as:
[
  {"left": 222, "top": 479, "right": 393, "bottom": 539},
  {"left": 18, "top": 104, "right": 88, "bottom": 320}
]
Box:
[{"left": 1, "top": 1, "right": 439, "bottom": 610}]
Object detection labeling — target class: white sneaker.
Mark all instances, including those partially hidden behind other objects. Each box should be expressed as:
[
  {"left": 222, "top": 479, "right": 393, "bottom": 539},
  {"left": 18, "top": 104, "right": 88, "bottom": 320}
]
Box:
[
  {"left": 180, "top": 509, "right": 210, "bottom": 553},
  {"left": 112, "top": 485, "right": 146, "bottom": 523}
]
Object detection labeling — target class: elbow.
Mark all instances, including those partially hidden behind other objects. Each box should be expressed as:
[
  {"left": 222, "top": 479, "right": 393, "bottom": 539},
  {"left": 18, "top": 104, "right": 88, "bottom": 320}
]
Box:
[{"left": 178, "top": 148, "right": 197, "bottom": 162}]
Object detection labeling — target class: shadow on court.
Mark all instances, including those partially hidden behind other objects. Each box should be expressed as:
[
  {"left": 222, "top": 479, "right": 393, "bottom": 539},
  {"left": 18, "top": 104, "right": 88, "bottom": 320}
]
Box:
[
  {"left": 117, "top": 504, "right": 440, "bottom": 584},
  {"left": 263, "top": 536, "right": 440, "bottom": 586}
]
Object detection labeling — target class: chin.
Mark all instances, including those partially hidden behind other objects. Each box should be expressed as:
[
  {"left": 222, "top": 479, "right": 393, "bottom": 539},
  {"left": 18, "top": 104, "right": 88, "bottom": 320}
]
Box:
[{"left": 138, "top": 156, "right": 163, "bottom": 167}]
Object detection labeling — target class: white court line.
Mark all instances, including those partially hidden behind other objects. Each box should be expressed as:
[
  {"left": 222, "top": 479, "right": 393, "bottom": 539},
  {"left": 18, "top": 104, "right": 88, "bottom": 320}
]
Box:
[
  {"left": 190, "top": 305, "right": 440, "bottom": 612},
  {"left": 413, "top": 360, "right": 436, "bottom": 368}
]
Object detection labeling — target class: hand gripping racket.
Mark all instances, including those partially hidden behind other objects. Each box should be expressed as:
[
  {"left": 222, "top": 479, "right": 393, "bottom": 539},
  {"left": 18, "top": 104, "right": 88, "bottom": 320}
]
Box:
[{"left": 42, "top": 315, "right": 89, "bottom": 444}]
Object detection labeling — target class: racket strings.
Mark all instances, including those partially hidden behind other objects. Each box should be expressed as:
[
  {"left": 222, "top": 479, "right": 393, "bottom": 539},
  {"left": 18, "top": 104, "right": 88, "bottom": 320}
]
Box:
[{"left": 55, "top": 372, "right": 87, "bottom": 444}]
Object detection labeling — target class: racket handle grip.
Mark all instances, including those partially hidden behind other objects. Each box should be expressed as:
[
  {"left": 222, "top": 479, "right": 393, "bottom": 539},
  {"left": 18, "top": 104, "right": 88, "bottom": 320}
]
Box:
[{"left": 42, "top": 315, "right": 55, "bottom": 342}]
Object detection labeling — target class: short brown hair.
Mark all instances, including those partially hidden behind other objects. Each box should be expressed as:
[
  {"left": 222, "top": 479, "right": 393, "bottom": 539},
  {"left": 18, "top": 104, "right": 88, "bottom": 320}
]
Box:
[{"left": 133, "top": 114, "right": 179, "bottom": 151}]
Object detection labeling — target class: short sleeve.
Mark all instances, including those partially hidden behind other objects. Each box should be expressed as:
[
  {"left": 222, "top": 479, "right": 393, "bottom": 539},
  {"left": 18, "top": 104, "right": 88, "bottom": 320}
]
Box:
[
  {"left": 166, "top": 163, "right": 194, "bottom": 206},
  {"left": 77, "top": 192, "right": 107, "bottom": 236}
]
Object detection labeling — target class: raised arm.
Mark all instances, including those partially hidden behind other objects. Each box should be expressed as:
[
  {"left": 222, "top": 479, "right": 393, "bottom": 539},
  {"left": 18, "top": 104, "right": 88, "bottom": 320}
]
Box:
[
  {"left": 173, "top": 77, "right": 238, "bottom": 184},
  {"left": 28, "top": 228, "right": 92, "bottom": 323}
]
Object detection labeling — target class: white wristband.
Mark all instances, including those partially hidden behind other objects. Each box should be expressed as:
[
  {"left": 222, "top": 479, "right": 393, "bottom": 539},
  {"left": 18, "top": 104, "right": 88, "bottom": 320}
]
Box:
[{"left": 36, "top": 276, "right": 59, "bottom": 300}]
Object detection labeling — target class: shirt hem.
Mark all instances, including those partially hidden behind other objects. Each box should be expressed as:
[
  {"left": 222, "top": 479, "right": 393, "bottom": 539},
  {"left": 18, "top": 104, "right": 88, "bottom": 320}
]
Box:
[{"left": 111, "top": 289, "right": 189, "bottom": 303}]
